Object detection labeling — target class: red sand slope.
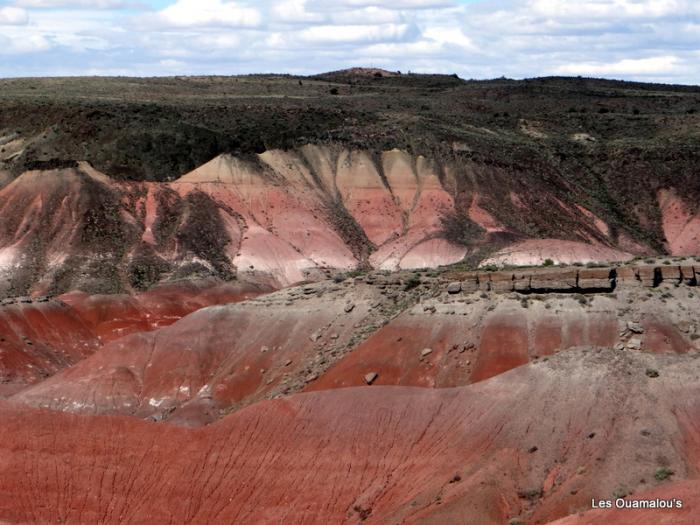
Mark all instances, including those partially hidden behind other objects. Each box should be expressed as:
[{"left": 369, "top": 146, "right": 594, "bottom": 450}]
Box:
[
  {"left": 0, "top": 279, "right": 267, "bottom": 397},
  {"left": 1, "top": 349, "right": 698, "bottom": 524},
  {"left": 11, "top": 284, "right": 382, "bottom": 421},
  {"left": 309, "top": 297, "right": 690, "bottom": 392},
  {"left": 14, "top": 281, "right": 697, "bottom": 422}
]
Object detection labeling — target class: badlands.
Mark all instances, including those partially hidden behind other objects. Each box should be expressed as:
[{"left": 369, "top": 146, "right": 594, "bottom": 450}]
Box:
[{"left": 0, "top": 71, "right": 700, "bottom": 524}]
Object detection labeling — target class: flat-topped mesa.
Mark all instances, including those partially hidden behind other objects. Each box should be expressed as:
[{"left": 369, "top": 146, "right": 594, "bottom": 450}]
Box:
[{"left": 448, "top": 265, "right": 698, "bottom": 294}]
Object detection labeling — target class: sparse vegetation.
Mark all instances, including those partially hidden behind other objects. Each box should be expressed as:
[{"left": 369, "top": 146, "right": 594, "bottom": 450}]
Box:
[
  {"left": 440, "top": 209, "right": 486, "bottom": 249},
  {"left": 517, "top": 488, "right": 543, "bottom": 501},
  {"left": 612, "top": 486, "right": 631, "bottom": 499},
  {"left": 585, "top": 262, "right": 606, "bottom": 268},
  {"left": 654, "top": 467, "right": 674, "bottom": 481},
  {"left": 403, "top": 274, "right": 421, "bottom": 291}
]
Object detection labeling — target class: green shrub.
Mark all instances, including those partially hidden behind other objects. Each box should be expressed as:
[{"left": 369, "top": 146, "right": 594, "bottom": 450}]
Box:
[
  {"left": 654, "top": 467, "right": 674, "bottom": 481},
  {"left": 439, "top": 209, "right": 486, "bottom": 248},
  {"left": 403, "top": 274, "right": 421, "bottom": 291}
]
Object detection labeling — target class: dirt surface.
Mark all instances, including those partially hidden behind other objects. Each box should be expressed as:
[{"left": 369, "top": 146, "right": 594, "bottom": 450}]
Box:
[
  {"left": 0, "top": 278, "right": 268, "bottom": 397},
  {"left": 1, "top": 348, "right": 699, "bottom": 524}
]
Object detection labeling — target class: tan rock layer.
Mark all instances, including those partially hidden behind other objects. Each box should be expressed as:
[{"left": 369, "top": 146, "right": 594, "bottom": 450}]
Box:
[{"left": 448, "top": 265, "right": 698, "bottom": 294}]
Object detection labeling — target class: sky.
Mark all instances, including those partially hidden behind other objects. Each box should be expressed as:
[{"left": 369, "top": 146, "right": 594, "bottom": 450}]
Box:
[{"left": 0, "top": 0, "right": 698, "bottom": 84}]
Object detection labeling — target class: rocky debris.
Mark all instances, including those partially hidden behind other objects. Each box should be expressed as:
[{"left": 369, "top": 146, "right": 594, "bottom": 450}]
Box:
[
  {"left": 310, "top": 330, "right": 323, "bottom": 342},
  {"left": 627, "top": 338, "right": 642, "bottom": 350},
  {"left": 447, "top": 282, "right": 462, "bottom": 294},
  {"left": 304, "top": 372, "right": 319, "bottom": 383},
  {"left": 0, "top": 295, "right": 54, "bottom": 306},
  {"left": 364, "top": 372, "right": 378, "bottom": 385},
  {"left": 344, "top": 303, "right": 355, "bottom": 313},
  {"left": 677, "top": 321, "right": 692, "bottom": 334},
  {"left": 460, "top": 276, "right": 480, "bottom": 293},
  {"left": 421, "top": 348, "right": 433, "bottom": 357},
  {"left": 627, "top": 321, "right": 645, "bottom": 334}
]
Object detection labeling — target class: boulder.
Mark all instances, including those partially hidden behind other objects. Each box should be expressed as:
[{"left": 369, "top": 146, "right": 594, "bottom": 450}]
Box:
[
  {"left": 461, "top": 276, "right": 480, "bottom": 293},
  {"left": 364, "top": 372, "right": 378, "bottom": 385},
  {"left": 627, "top": 322, "right": 645, "bottom": 334},
  {"left": 447, "top": 282, "right": 462, "bottom": 294},
  {"left": 626, "top": 338, "right": 642, "bottom": 350}
]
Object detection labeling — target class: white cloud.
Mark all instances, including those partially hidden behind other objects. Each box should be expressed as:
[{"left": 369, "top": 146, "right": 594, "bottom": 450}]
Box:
[
  {"left": 554, "top": 55, "right": 681, "bottom": 76},
  {"left": 0, "top": 0, "right": 699, "bottom": 84},
  {"left": 14, "top": 0, "right": 128, "bottom": 8},
  {"left": 150, "top": 0, "right": 262, "bottom": 28},
  {"left": 271, "top": 0, "right": 324, "bottom": 23},
  {"left": 309, "top": 0, "right": 455, "bottom": 9},
  {"left": 423, "top": 26, "right": 474, "bottom": 50},
  {"left": 0, "top": 6, "right": 28, "bottom": 24},
  {"left": 299, "top": 23, "right": 413, "bottom": 44},
  {"left": 529, "top": 0, "right": 695, "bottom": 19},
  {"left": 0, "top": 33, "right": 51, "bottom": 53},
  {"left": 328, "top": 6, "right": 403, "bottom": 25}
]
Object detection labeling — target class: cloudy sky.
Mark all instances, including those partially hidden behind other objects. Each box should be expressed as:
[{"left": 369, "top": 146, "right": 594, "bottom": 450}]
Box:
[{"left": 0, "top": 0, "right": 698, "bottom": 83}]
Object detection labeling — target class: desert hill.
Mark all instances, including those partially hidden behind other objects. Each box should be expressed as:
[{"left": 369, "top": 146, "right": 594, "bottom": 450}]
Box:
[{"left": 0, "top": 72, "right": 699, "bottom": 524}]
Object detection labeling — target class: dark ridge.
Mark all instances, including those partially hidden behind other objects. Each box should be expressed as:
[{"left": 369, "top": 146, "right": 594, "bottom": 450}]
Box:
[{"left": 24, "top": 159, "right": 78, "bottom": 171}]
